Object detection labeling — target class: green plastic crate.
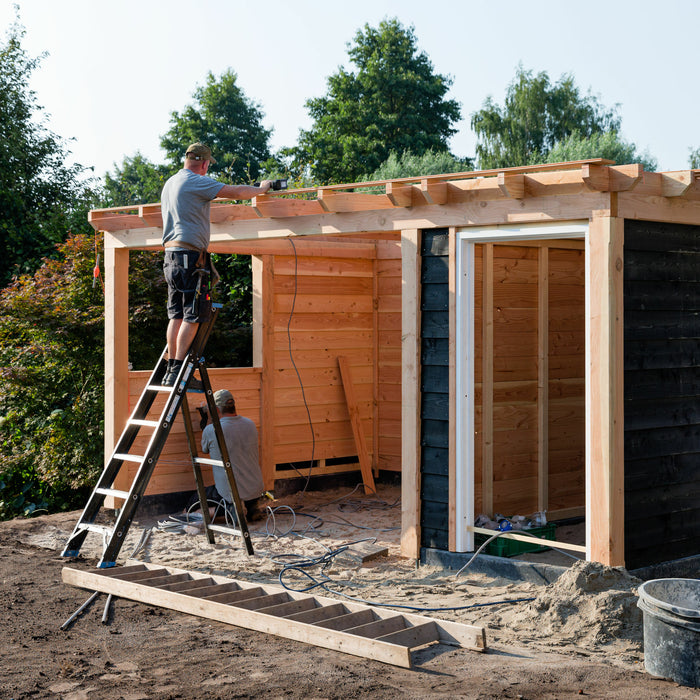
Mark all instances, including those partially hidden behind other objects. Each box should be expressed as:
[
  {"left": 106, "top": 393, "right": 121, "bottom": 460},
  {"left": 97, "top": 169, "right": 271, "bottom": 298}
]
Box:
[{"left": 475, "top": 523, "right": 557, "bottom": 557}]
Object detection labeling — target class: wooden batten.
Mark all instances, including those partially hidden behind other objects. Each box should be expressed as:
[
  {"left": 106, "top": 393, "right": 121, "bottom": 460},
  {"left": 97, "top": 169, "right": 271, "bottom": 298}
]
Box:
[
  {"left": 104, "top": 247, "right": 130, "bottom": 508},
  {"left": 587, "top": 216, "right": 625, "bottom": 566},
  {"left": 400, "top": 229, "right": 421, "bottom": 560}
]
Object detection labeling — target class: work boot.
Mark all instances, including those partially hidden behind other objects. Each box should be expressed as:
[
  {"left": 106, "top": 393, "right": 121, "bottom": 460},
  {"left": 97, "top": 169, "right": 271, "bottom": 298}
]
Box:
[{"left": 161, "top": 369, "right": 177, "bottom": 387}]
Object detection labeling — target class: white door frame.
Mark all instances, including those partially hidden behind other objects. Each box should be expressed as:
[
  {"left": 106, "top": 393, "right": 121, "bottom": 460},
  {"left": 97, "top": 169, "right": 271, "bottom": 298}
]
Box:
[{"left": 454, "top": 222, "right": 589, "bottom": 552}]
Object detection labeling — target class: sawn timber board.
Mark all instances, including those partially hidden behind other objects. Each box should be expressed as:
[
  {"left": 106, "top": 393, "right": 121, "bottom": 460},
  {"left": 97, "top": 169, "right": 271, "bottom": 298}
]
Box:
[{"left": 62, "top": 563, "right": 486, "bottom": 668}]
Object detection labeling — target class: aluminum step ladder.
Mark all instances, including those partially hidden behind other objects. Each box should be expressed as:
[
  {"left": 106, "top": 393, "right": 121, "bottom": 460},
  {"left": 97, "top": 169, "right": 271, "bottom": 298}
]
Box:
[{"left": 61, "top": 303, "right": 254, "bottom": 567}]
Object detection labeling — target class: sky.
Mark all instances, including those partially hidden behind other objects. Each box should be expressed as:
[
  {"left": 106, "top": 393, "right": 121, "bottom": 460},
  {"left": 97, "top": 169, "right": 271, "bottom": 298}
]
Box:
[{"left": 1, "top": 0, "right": 698, "bottom": 181}]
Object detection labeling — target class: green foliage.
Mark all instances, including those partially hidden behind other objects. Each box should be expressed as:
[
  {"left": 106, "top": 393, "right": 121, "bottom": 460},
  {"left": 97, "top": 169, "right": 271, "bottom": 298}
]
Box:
[
  {"left": 0, "top": 233, "right": 104, "bottom": 517},
  {"left": 160, "top": 69, "right": 271, "bottom": 184},
  {"left": 690, "top": 147, "right": 700, "bottom": 169},
  {"left": 101, "top": 152, "right": 176, "bottom": 207},
  {"left": 366, "top": 149, "right": 473, "bottom": 180},
  {"left": 471, "top": 66, "right": 621, "bottom": 169},
  {"left": 0, "top": 16, "right": 95, "bottom": 287},
  {"left": 543, "top": 131, "right": 657, "bottom": 171},
  {"left": 0, "top": 232, "right": 172, "bottom": 518},
  {"left": 292, "top": 18, "right": 461, "bottom": 184}
]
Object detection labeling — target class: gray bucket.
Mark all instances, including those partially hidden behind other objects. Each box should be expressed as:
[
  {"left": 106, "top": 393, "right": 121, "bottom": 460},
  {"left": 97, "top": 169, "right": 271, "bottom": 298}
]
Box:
[{"left": 637, "top": 578, "right": 700, "bottom": 688}]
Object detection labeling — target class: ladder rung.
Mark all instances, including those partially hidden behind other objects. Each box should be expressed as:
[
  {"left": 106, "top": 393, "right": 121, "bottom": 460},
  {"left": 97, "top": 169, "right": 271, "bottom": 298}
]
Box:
[
  {"left": 95, "top": 488, "right": 131, "bottom": 500},
  {"left": 113, "top": 453, "right": 145, "bottom": 464},
  {"left": 207, "top": 524, "right": 243, "bottom": 537},
  {"left": 194, "top": 457, "right": 224, "bottom": 467},
  {"left": 78, "top": 523, "right": 114, "bottom": 536},
  {"left": 147, "top": 384, "right": 174, "bottom": 392},
  {"left": 129, "top": 419, "right": 159, "bottom": 428}
]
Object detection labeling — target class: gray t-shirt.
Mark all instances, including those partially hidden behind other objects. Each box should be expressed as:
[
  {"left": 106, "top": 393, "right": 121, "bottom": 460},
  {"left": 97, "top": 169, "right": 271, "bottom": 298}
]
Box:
[
  {"left": 161, "top": 169, "right": 224, "bottom": 250},
  {"left": 201, "top": 415, "right": 264, "bottom": 502}
]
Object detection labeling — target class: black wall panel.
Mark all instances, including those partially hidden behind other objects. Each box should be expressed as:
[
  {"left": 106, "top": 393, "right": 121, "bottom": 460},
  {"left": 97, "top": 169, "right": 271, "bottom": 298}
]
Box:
[
  {"left": 420, "top": 230, "right": 450, "bottom": 550},
  {"left": 624, "top": 219, "right": 700, "bottom": 568}
]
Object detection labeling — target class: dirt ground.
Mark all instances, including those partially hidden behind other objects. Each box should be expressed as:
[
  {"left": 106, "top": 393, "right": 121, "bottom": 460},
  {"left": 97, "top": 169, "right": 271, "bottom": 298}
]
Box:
[{"left": 1, "top": 483, "right": 698, "bottom": 699}]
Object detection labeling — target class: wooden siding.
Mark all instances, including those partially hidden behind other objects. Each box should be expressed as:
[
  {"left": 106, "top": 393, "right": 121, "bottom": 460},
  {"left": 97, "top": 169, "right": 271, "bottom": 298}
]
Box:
[
  {"left": 475, "top": 243, "right": 585, "bottom": 519},
  {"left": 116, "top": 368, "right": 263, "bottom": 497},
  {"left": 270, "top": 250, "right": 375, "bottom": 481},
  {"left": 624, "top": 219, "right": 700, "bottom": 568},
  {"left": 376, "top": 239, "right": 403, "bottom": 471}
]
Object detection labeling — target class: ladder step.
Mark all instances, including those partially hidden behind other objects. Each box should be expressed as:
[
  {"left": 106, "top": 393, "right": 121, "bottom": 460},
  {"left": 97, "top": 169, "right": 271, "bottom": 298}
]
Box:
[
  {"left": 113, "top": 453, "right": 145, "bottom": 464},
  {"left": 147, "top": 384, "right": 175, "bottom": 392},
  {"left": 207, "top": 523, "right": 244, "bottom": 537},
  {"left": 78, "top": 523, "right": 114, "bottom": 536},
  {"left": 95, "top": 488, "right": 131, "bottom": 500},
  {"left": 194, "top": 457, "right": 224, "bottom": 467},
  {"left": 129, "top": 419, "right": 159, "bottom": 428}
]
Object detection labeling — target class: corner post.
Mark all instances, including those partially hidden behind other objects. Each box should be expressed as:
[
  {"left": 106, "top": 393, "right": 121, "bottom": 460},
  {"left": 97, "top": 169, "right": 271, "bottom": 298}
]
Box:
[
  {"left": 400, "top": 229, "right": 421, "bottom": 559},
  {"left": 587, "top": 216, "right": 625, "bottom": 566},
  {"left": 104, "top": 241, "right": 130, "bottom": 481}
]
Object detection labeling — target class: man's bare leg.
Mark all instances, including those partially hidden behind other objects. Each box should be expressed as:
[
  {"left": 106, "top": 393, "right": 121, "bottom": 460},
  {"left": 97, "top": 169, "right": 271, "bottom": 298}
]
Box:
[{"left": 166, "top": 318, "right": 199, "bottom": 360}]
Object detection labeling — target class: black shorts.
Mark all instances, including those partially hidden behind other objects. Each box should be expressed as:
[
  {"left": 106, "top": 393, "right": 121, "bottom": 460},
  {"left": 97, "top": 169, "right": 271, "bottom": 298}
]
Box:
[{"left": 164, "top": 250, "right": 212, "bottom": 323}]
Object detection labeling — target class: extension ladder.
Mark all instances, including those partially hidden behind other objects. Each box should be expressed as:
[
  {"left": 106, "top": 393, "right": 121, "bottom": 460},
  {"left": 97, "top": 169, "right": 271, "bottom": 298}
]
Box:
[{"left": 62, "top": 303, "right": 254, "bottom": 567}]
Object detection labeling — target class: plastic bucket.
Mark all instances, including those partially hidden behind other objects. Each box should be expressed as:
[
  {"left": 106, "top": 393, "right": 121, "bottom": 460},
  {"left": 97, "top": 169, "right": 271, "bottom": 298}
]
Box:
[{"left": 637, "top": 578, "right": 700, "bottom": 688}]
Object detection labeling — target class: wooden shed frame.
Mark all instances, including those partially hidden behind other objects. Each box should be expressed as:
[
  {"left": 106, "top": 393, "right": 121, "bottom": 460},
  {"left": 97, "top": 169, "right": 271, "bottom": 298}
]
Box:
[{"left": 91, "top": 160, "right": 700, "bottom": 569}]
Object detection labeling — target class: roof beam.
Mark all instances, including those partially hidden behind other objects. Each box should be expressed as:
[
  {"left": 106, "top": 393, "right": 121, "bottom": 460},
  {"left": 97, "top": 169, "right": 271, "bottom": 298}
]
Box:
[
  {"left": 317, "top": 190, "right": 395, "bottom": 213},
  {"left": 497, "top": 172, "right": 526, "bottom": 199}
]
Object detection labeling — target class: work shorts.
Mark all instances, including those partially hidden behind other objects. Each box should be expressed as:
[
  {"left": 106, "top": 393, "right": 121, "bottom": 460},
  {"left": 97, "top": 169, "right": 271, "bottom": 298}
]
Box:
[{"left": 164, "top": 249, "right": 212, "bottom": 324}]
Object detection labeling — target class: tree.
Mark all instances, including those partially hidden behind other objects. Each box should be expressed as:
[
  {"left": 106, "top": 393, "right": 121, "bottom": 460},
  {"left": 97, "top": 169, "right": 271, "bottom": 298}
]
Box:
[
  {"left": 544, "top": 131, "right": 657, "bottom": 171},
  {"left": 160, "top": 69, "right": 271, "bottom": 184},
  {"left": 365, "top": 149, "right": 472, "bottom": 181},
  {"left": 0, "top": 17, "right": 94, "bottom": 287},
  {"left": 101, "top": 152, "right": 175, "bottom": 207},
  {"left": 293, "top": 18, "right": 461, "bottom": 184},
  {"left": 690, "top": 147, "right": 700, "bottom": 169},
  {"left": 471, "top": 66, "right": 621, "bottom": 169}
]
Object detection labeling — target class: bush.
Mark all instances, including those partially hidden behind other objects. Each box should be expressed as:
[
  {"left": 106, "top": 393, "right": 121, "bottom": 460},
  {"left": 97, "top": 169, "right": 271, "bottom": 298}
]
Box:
[{"left": 0, "top": 233, "right": 104, "bottom": 516}]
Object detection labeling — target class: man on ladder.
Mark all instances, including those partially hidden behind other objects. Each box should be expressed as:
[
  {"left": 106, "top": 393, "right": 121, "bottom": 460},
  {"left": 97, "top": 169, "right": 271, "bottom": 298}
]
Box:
[
  {"left": 161, "top": 142, "right": 272, "bottom": 386},
  {"left": 61, "top": 142, "right": 271, "bottom": 567}
]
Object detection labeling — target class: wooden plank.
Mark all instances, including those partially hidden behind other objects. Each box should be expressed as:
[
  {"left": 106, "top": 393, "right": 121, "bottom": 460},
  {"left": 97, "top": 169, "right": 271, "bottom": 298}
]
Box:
[
  {"left": 285, "top": 603, "right": 347, "bottom": 623},
  {"left": 498, "top": 173, "right": 526, "bottom": 199},
  {"left": 377, "top": 621, "right": 439, "bottom": 648},
  {"left": 401, "top": 230, "right": 421, "bottom": 560},
  {"left": 385, "top": 182, "right": 414, "bottom": 207},
  {"left": 260, "top": 255, "right": 275, "bottom": 489},
  {"left": 538, "top": 246, "right": 549, "bottom": 513},
  {"left": 259, "top": 598, "right": 317, "bottom": 618},
  {"left": 252, "top": 196, "right": 325, "bottom": 218},
  {"left": 318, "top": 190, "right": 395, "bottom": 212},
  {"left": 467, "top": 525, "right": 586, "bottom": 553},
  {"left": 588, "top": 216, "right": 625, "bottom": 566},
  {"left": 337, "top": 356, "right": 376, "bottom": 494},
  {"left": 481, "top": 244, "right": 494, "bottom": 516},
  {"left": 104, "top": 247, "right": 130, "bottom": 507},
  {"left": 348, "top": 616, "right": 407, "bottom": 639},
  {"left": 314, "top": 609, "right": 376, "bottom": 631}
]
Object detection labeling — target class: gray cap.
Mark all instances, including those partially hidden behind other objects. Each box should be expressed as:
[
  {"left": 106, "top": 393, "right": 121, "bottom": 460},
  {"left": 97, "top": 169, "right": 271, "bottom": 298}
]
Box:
[{"left": 214, "top": 389, "right": 234, "bottom": 409}]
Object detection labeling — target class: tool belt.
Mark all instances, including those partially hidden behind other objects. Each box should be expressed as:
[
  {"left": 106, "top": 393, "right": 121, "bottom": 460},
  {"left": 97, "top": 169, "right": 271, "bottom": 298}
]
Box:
[{"left": 164, "top": 241, "right": 220, "bottom": 285}]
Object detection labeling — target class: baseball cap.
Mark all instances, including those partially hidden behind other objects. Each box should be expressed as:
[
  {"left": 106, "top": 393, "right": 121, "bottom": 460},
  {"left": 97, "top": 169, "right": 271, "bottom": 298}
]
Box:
[
  {"left": 214, "top": 389, "right": 234, "bottom": 409},
  {"left": 185, "top": 142, "right": 216, "bottom": 164}
]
